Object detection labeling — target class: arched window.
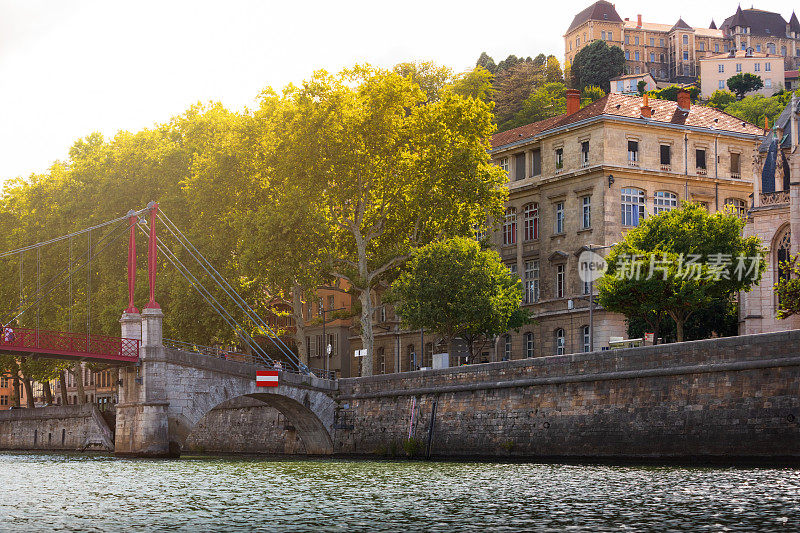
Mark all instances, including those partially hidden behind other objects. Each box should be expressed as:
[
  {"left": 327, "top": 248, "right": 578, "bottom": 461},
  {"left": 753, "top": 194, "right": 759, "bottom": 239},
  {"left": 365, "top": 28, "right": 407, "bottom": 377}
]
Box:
[
  {"left": 776, "top": 226, "right": 791, "bottom": 307},
  {"left": 621, "top": 188, "right": 646, "bottom": 226},
  {"left": 555, "top": 329, "right": 565, "bottom": 355},
  {"left": 724, "top": 198, "right": 747, "bottom": 219},
  {"left": 503, "top": 334, "right": 512, "bottom": 361},
  {"left": 653, "top": 191, "right": 678, "bottom": 215},
  {"left": 523, "top": 203, "right": 539, "bottom": 241},
  {"left": 581, "top": 325, "right": 591, "bottom": 353},
  {"left": 524, "top": 332, "right": 534, "bottom": 358},
  {"left": 503, "top": 208, "right": 517, "bottom": 245}
]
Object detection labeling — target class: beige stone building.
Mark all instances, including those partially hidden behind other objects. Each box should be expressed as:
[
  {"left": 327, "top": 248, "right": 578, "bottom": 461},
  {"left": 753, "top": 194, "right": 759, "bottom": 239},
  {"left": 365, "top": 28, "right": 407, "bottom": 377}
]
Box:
[
  {"left": 700, "top": 50, "right": 785, "bottom": 97},
  {"left": 489, "top": 89, "right": 762, "bottom": 357},
  {"left": 565, "top": 2, "right": 800, "bottom": 84},
  {"left": 742, "top": 95, "right": 800, "bottom": 334}
]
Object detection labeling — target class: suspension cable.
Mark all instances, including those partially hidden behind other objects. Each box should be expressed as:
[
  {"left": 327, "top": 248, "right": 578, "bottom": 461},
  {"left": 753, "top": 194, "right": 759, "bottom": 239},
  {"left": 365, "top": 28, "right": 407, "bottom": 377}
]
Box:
[
  {"left": 136, "top": 224, "right": 275, "bottom": 367},
  {"left": 156, "top": 210, "right": 301, "bottom": 366}
]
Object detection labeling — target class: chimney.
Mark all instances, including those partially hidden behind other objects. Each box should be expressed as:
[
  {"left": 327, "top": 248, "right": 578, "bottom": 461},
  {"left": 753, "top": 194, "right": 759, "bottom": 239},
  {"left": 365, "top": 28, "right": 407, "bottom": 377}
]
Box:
[
  {"left": 566, "top": 89, "right": 581, "bottom": 115},
  {"left": 677, "top": 88, "right": 691, "bottom": 111},
  {"left": 764, "top": 115, "right": 770, "bottom": 134},
  {"left": 641, "top": 93, "right": 652, "bottom": 118},
  {"left": 637, "top": 14, "right": 642, "bottom": 28}
]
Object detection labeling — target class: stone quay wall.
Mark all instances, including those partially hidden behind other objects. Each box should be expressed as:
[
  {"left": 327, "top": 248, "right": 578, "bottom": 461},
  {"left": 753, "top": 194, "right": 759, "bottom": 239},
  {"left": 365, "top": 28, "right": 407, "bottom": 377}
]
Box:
[
  {"left": 0, "top": 404, "right": 114, "bottom": 452},
  {"left": 333, "top": 330, "right": 800, "bottom": 459}
]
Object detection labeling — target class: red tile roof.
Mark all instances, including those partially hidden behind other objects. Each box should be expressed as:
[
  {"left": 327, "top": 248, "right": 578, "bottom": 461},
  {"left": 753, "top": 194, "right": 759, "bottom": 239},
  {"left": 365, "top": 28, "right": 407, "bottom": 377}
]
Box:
[{"left": 491, "top": 93, "right": 762, "bottom": 150}]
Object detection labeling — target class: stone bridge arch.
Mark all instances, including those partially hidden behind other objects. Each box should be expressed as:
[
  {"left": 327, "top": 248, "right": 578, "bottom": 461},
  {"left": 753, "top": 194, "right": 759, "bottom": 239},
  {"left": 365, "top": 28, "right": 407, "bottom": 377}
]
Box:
[{"left": 115, "top": 340, "right": 337, "bottom": 457}]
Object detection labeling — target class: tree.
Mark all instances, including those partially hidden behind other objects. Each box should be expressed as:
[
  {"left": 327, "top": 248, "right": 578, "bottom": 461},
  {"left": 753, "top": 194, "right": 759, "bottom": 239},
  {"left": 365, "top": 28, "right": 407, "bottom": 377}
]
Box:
[
  {"left": 775, "top": 254, "right": 800, "bottom": 319},
  {"left": 387, "top": 237, "right": 525, "bottom": 363},
  {"left": 706, "top": 89, "right": 738, "bottom": 110},
  {"left": 493, "top": 62, "right": 546, "bottom": 127},
  {"left": 273, "top": 66, "right": 507, "bottom": 376},
  {"left": 581, "top": 85, "right": 606, "bottom": 104},
  {"left": 728, "top": 73, "right": 764, "bottom": 98},
  {"left": 647, "top": 85, "right": 700, "bottom": 103},
  {"left": 723, "top": 92, "right": 793, "bottom": 127},
  {"left": 450, "top": 67, "right": 495, "bottom": 103},
  {"left": 570, "top": 40, "right": 625, "bottom": 92},
  {"left": 475, "top": 52, "right": 497, "bottom": 74},
  {"left": 637, "top": 80, "right": 647, "bottom": 95},
  {"left": 544, "top": 56, "right": 563, "bottom": 83},
  {"left": 504, "top": 82, "right": 566, "bottom": 130},
  {"left": 598, "top": 204, "right": 765, "bottom": 342}
]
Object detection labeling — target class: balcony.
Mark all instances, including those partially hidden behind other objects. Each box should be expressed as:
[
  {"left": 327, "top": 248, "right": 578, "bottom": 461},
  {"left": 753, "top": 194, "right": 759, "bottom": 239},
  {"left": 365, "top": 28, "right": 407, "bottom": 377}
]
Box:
[
  {"left": 760, "top": 191, "right": 790, "bottom": 206},
  {"left": 731, "top": 172, "right": 741, "bottom": 179},
  {"left": 660, "top": 164, "right": 671, "bottom": 172},
  {"left": 697, "top": 168, "right": 708, "bottom": 176}
]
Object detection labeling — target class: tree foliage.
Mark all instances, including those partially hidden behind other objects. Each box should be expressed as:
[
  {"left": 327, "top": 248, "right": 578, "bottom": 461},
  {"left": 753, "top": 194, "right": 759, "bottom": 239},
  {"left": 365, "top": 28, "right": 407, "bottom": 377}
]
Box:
[
  {"left": 706, "top": 89, "right": 738, "bottom": 110},
  {"left": 647, "top": 85, "right": 700, "bottom": 103},
  {"left": 387, "top": 237, "right": 525, "bottom": 362},
  {"left": 775, "top": 254, "right": 800, "bottom": 319},
  {"left": 727, "top": 72, "right": 764, "bottom": 98},
  {"left": 570, "top": 40, "right": 625, "bottom": 92},
  {"left": 598, "top": 204, "right": 764, "bottom": 342}
]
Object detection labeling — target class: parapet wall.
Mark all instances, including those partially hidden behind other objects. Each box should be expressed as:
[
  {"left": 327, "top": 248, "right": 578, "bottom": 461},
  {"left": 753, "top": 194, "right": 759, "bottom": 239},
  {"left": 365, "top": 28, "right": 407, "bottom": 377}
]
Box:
[
  {"left": 0, "top": 404, "right": 114, "bottom": 452},
  {"left": 333, "top": 330, "right": 800, "bottom": 459}
]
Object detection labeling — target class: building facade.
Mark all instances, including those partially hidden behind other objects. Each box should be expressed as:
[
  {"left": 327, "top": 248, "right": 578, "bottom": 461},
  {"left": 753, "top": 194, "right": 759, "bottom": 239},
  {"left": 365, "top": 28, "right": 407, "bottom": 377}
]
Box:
[
  {"left": 742, "top": 95, "right": 800, "bottom": 334},
  {"left": 565, "top": 2, "right": 800, "bottom": 84},
  {"left": 699, "top": 50, "right": 785, "bottom": 97}
]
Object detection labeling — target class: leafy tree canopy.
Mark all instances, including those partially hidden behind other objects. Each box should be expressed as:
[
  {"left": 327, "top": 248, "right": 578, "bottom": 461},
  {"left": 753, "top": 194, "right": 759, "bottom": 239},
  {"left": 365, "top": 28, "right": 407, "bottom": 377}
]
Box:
[
  {"left": 727, "top": 72, "right": 764, "bottom": 98},
  {"left": 570, "top": 40, "right": 625, "bottom": 92}
]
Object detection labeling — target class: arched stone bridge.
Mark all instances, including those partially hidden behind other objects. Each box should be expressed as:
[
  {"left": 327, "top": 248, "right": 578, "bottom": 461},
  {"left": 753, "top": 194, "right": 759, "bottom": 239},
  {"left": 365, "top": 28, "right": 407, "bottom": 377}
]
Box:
[{"left": 114, "top": 309, "right": 337, "bottom": 457}]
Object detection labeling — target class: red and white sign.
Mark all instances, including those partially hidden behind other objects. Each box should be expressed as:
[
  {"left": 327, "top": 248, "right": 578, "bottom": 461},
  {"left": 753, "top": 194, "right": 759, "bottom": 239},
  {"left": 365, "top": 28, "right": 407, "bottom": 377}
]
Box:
[{"left": 256, "top": 370, "right": 279, "bottom": 387}]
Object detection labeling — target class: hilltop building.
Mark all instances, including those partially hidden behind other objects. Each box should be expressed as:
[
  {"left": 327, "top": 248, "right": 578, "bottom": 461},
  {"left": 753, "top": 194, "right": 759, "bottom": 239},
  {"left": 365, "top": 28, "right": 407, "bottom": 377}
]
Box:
[
  {"left": 565, "top": 2, "right": 800, "bottom": 84},
  {"left": 699, "top": 50, "right": 785, "bottom": 97}
]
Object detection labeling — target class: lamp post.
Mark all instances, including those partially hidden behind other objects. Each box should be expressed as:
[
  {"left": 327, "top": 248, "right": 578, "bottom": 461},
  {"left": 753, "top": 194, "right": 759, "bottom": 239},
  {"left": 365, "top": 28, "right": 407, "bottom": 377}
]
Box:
[{"left": 584, "top": 243, "right": 616, "bottom": 352}]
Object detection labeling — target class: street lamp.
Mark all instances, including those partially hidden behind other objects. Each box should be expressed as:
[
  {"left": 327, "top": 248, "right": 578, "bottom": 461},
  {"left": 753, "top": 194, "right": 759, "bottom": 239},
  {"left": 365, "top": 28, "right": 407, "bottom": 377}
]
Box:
[{"left": 584, "top": 243, "right": 616, "bottom": 352}]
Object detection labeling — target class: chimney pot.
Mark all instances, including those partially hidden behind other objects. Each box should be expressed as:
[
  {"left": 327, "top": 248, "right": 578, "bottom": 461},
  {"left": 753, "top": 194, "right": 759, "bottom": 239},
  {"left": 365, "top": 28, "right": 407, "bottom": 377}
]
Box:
[
  {"left": 677, "top": 89, "right": 691, "bottom": 111},
  {"left": 637, "top": 14, "right": 642, "bottom": 28},
  {"left": 641, "top": 94, "right": 651, "bottom": 118},
  {"left": 566, "top": 89, "right": 581, "bottom": 115}
]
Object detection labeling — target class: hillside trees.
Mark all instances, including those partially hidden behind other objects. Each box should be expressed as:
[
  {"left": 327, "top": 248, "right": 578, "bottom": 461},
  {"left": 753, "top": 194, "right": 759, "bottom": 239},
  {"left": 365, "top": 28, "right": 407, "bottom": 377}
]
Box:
[{"left": 570, "top": 40, "right": 625, "bottom": 92}]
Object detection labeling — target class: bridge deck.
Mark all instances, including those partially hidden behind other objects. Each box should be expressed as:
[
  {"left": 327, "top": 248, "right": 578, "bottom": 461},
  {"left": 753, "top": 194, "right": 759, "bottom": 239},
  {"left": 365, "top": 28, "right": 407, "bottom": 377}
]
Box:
[{"left": 0, "top": 328, "right": 139, "bottom": 363}]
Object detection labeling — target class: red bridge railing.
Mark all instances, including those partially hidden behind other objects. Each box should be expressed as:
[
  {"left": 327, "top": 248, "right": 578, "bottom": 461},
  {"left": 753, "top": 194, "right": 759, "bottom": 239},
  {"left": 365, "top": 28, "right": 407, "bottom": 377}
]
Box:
[{"left": 0, "top": 328, "right": 139, "bottom": 362}]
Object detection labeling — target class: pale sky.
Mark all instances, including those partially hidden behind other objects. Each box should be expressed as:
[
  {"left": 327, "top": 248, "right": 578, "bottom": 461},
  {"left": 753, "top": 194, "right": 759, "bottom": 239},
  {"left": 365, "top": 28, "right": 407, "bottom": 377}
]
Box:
[{"left": 0, "top": 0, "right": 795, "bottom": 181}]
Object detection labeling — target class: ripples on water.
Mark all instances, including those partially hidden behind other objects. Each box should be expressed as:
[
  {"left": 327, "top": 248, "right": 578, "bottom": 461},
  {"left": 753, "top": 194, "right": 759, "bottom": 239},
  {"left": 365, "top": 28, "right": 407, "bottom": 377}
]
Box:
[{"left": 0, "top": 453, "right": 797, "bottom": 532}]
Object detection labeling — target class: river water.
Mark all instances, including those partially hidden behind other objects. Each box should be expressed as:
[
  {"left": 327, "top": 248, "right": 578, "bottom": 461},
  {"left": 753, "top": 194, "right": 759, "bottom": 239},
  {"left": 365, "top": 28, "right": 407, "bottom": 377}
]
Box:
[{"left": 0, "top": 453, "right": 798, "bottom": 532}]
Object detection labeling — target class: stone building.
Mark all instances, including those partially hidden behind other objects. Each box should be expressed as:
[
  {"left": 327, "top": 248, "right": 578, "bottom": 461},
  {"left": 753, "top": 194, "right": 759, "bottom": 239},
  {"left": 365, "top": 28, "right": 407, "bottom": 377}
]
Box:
[
  {"left": 489, "top": 89, "right": 762, "bottom": 358},
  {"left": 699, "top": 50, "right": 785, "bottom": 97},
  {"left": 565, "top": 2, "right": 800, "bottom": 84},
  {"left": 742, "top": 95, "right": 800, "bottom": 334}
]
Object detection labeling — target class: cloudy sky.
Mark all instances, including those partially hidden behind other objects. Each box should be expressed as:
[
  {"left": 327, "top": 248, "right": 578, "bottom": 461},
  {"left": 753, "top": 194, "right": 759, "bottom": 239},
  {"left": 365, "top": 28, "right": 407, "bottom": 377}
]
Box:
[{"left": 0, "top": 0, "right": 794, "bottom": 181}]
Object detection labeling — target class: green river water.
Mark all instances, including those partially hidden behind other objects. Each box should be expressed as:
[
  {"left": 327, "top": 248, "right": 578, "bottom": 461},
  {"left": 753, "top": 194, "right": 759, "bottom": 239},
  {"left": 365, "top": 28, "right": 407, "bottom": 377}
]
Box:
[{"left": 0, "top": 453, "right": 797, "bottom": 531}]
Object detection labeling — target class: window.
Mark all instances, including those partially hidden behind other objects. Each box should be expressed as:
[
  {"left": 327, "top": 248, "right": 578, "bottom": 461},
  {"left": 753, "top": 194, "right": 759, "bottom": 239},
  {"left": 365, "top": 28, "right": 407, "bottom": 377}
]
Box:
[
  {"left": 608, "top": 32, "right": 612, "bottom": 41},
  {"left": 555, "top": 202, "right": 565, "bottom": 234},
  {"left": 766, "top": 62, "right": 771, "bottom": 72},
  {"left": 524, "top": 333, "right": 534, "bottom": 358},
  {"left": 617, "top": 80, "right": 624, "bottom": 92},
  {"left": 581, "top": 325, "right": 591, "bottom": 353},
  {"left": 576, "top": 37, "right": 580, "bottom": 47},
  {"left": 719, "top": 80, "right": 725, "bottom": 89},
  {"left": 514, "top": 152, "right": 526, "bottom": 181},
  {"left": 724, "top": 198, "right": 747, "bottom": 218},
  {"left": 736, "top": 63, "right": 742, "bottom": 72},
  {"left": 503, "top": 335, "right": 512, "bottom": 361},
  {"left": 683, "top": 51, "right": 689, "bottom": 61},
  {"left": 555, "top": 329, "right": 565, "bottom": 355},
  {"left": 601, "top": 31, "right": 606, "bottom": 40},
  {"left": 650, "top": 52, "right": 655, "bottom": 62},
  {"left": 683, "top": 35, "right": 688, "bottom": 45},
  {"left": 556, "top": 264, "right": 565, "bottom": 298},
  {"left": 634, "top": 66, "right": 641, "bottom": 74},
  {"left": 327, "top": 295, "right": 334, "bottom": 310},
  {"left": 781, "top": 46, "right": 787, "bottom": 57},
  {"left": 0, "top": 395, "right": 7, "bottom": 406},
  {"left": 635, "top": 51, "right": 640, "bottom": 61},
  {"left": 627, "top": 140, "right": 639, "bottom": 165},
  {"left": 696, "top": 149, "right": 707, "bottom": 173},
  {"left": 730, "top": 152, "right": 741, "bottom": 178},
  {"left": 555, "top": 148, "right": 563, "bottom": 170},
  {"left": 531, "top": 148, "right": 541, "bottom": 176},
  {"left": 621, "top": 187, "right": 646, "bottom": 226},
  {"left": 634, "top": 36, "right": 639, "bottom": 45},
  {"left": 581, "top": 196, "right": 591, "bottom": 229},
  {"left": 0, "top": 376, "right": 7, "bottom": 388},
  {"left": 649, "top": 37, "right": 654, "bottom": 46},
  {"left": 625, "top": 50, "right": 630, "bottom": 60},
  {"left": 766, "top": 79, "right": 772, "bottom": 88},
  {"left": 499, "top": 157, "right": 508, "bottom": 173},
  {"left": 718, "top": 64, "right": 724, "bottom": 73},
  {"left": 767, "top": 43, "right": 776, "bottom": 55},
  {"left": 660, "top": 54, "right": 665, "bottom": 63},
  {"left": 756, "top": 44, "right": 762, "bottom": 52},
  {"left": 659, "top": 144, "right": 672, "bottom": 170},
  {"left": 754, "top": 63, "right": 760, "bottom": 72},
  {"left": 508, "top": 262, "right": 518, "bottom": 278},
  {"left": 653, "top": 191, "right": 678, "bottom": 215},
  {"left": 580, "top": 141, "right": 589, "bottom": 166},
  {"left": 503, "top": 207, "right": 516, "bottom": 245},
  {"left": 699, "top": 42, "right": 705, "bottom": 51},
  {"left": 378, "top": 347, "right": 385, "bottom": 374},
  {"left": 715, "top": 43, "right": 720, "bottom": 53},
  {"left": 660, "top": 38, "right": 664, "bottom": 47},
  {"left": 523, "top": 203, "right": 539, "bottom": 241},
  {"left": 777, "top": 228, "right": 791, "bottom": 306},
  {"left": 625, "top": 35, "right": 630, "bottom": 44},
  {"left": 524, "top": 260, "right": 539, "bottom": 303}
]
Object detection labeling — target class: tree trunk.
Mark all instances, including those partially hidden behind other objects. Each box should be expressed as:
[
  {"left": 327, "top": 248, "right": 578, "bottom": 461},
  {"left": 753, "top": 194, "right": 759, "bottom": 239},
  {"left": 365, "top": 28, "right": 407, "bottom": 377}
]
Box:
[
  {"left": 358, "top": 288, "right": 374, "bottom": 377},
  {"left": 58, "top": 371, "right": 68, "bottom": 405},
  {"left": 43, "top": 381, "right": 53, "bottom": 405},
  {"left": 22, "top": 375, "right": 35, "bottom": 408},
  {"left": 73, "top": 362, "right": 86, "bottom": 404},
  {"left": 675, "top": 319, "right": 685, "bottom": 343},
  {"left": 292, "top": 284, "right": 308, "bottom": 366},
  {"left": 11, "top": 372, "right": 20, "bottom": 408}
]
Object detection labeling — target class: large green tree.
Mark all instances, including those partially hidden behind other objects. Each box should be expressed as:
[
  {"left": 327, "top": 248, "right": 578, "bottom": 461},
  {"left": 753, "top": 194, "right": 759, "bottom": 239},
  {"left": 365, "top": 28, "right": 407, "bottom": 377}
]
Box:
[
  {"left": 598, "top": 204, "right": 764, "bottom": 342},
  {"left": 387, "top": 237, "right": 525, "bottom": 363},
  {"left": 570, "top": 40, "right": 625, "bottom": 92},
  {"left": 727, "top": 73, "right": 764, "bottom": 99}
]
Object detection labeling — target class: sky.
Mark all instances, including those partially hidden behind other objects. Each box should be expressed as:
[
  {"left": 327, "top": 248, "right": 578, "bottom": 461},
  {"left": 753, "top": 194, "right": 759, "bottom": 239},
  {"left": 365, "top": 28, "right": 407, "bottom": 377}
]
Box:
[{"left": 0, "top": 0, "right": 796, "bottom": 181}]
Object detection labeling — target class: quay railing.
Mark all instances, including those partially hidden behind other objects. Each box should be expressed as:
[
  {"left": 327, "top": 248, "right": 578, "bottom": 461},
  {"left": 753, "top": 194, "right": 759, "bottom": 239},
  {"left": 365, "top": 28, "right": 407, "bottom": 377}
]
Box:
[{"left": 0, "top": 328, "right": 139, "bottom": 362}]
